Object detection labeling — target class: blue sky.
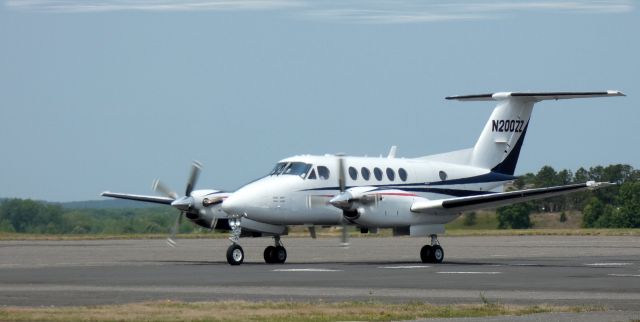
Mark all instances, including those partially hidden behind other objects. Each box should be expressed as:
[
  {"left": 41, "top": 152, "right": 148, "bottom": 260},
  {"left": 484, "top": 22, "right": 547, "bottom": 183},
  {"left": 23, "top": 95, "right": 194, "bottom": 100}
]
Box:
[{"left": 0, "top": 0, "right": 637, "bottom": 201}]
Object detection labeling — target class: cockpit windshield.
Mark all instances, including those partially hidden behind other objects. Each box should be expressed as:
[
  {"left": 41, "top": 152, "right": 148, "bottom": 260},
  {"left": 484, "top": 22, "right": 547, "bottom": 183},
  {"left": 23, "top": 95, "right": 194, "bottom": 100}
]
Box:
[
  {"left": 269, "top": 162, "right": 312, "bottom": 178},
  {"left": 269, "top": 162, "right": 288, "bottom": 175}
]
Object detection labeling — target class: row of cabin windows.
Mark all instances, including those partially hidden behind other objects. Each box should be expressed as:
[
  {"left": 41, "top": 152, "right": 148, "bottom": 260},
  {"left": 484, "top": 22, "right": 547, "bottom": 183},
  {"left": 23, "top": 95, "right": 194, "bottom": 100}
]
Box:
[
  {"left": 308, "top": 166, "right": 408, "bottom": 182},
  {"left": 349, "top": 166, "right": 407, "bottom": 182},
  {"left": 270, "top": 162, "right": 408, "bottom": 182}
]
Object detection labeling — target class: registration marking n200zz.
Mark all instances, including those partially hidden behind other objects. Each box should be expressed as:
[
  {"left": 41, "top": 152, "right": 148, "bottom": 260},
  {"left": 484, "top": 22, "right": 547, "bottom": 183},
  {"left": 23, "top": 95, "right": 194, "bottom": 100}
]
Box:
[{"left": 492, "top": 120, "right": 525, "bottom": 132}]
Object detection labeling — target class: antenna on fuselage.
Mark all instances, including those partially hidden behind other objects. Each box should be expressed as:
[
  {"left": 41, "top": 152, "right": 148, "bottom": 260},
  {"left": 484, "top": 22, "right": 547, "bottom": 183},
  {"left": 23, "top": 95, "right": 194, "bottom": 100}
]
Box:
[{"left": 387, "top": 146, "right": 397, "bottom": 159}]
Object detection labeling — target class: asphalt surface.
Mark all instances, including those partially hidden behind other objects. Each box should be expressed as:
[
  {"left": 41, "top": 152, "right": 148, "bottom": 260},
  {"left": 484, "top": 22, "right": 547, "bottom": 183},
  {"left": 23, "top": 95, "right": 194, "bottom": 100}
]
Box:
[{"left": 1, "top": 236, "right": 639, "bottom": 318}]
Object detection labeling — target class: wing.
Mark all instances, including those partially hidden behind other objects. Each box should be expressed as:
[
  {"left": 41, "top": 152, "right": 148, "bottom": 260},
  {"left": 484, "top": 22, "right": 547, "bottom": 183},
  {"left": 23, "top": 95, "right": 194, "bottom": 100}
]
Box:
[
  {"left": 101, "top": 191, "right": 173, "bottom": 205},
  {"left": 410, "top": 181, "right": 615, "bottom": 214}
]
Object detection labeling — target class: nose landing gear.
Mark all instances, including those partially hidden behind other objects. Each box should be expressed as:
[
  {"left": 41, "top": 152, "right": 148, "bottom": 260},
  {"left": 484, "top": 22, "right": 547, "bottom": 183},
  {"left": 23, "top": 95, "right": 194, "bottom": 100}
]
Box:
[
  {"left": 264, "top": 236, "right": 287, "bottom": 264},
  {"left": 226, "top": 215, "right": 245, "bottom": 265},
  {"left": 226, "top": 244, "right": 244, "bottom": 265},
  {"left": 420, "top": 234, "right": 444, "bottom": 263}
]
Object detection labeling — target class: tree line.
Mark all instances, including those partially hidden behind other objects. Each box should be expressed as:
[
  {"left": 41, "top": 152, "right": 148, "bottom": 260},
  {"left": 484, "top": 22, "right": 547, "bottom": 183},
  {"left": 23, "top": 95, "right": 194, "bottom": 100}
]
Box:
[
  {"left": 497, "top": 164, "right": 640, "bottom": 229},
  {"left": 1, "top": 163, "right": 639, "bottom": 234},
  {"left": 0, "top": 200, "right": 196, "bottom": 235}
]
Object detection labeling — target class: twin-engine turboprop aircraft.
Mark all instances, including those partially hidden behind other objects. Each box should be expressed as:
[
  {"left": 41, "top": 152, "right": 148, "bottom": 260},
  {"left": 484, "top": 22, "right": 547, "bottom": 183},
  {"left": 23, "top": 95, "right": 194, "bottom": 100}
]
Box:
[{"left": 103, "top": 90, "right": 624, "bottom": 265}]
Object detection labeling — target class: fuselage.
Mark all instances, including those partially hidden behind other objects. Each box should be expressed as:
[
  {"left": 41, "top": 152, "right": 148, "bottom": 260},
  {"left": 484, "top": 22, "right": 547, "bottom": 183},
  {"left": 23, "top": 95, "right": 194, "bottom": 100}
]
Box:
[{"left": 221, "top": 154, "right": 515, "bottom": 228}]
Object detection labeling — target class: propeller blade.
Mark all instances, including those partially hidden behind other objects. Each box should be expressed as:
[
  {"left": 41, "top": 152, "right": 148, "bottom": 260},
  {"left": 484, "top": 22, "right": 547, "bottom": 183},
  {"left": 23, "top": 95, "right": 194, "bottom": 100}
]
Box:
[
  {"left": 185, "top": 160, "right": 202, "bottom": 196},
  {"left": 337, "top": 154, "right": 346, "bottom": 193},
  {"left": 167, "top": 211, "right": 183, "bottom": 247},
  {"left": 340, "top": 223, "right": 349, "bottom": 247},
  {"left": 153, "top": 179, "right": 178, "bottom": 200}
]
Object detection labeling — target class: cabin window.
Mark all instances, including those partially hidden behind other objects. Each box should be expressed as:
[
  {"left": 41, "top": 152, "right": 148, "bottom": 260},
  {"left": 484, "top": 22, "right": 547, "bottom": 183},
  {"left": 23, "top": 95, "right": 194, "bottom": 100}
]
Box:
[
  {"left": 373, "top": 167, "right": 383, "bottom": 181},
  {"left": 348, "top": 167, "right": 358, "bottom": 180},
  {"left": 439, "top": 170, "right": 448, "bottom": 181},
  {"left": 361, "top": 167, "right": 371, "bottom": 181},
  {"left": 307, "top": 168, "right": 317, "bottom": 180},
  {"left": 318, "top": 166, "right": 330, "bottom": 180},
  {"left": 386, "top": 168, "right": 395, "bottom": 181},
  {"left": 399, "top": 168, "right": 408, "bottom": 181}
]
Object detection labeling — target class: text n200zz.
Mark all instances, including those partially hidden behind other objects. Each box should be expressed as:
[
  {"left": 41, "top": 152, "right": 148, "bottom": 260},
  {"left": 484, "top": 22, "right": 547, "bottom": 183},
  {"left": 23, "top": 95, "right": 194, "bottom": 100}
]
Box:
[{"left": 492, "top": 120, "right": 525, "bottom": 133}]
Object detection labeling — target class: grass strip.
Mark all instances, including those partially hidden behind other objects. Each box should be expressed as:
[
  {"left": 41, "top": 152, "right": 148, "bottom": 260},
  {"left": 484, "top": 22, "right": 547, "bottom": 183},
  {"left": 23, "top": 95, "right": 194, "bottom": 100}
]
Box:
[
  {"left": 444, "top": 228, "right": 640, "bottom": 236},
  {"left": 1, "top": 228, "right": 639, "bottom": 241},
  {"left": 0, "top": 300, "right": 597, "bottom": 322}
]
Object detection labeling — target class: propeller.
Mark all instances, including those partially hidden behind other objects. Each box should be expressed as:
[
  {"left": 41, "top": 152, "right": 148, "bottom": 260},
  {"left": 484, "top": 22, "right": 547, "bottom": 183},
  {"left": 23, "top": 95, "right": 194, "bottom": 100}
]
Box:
[
  {"left": 332, "top": 154, "right": 351, "bottom": 247},
  {"left": 153, "top": 161, "right": 202, "bottom": 247}
]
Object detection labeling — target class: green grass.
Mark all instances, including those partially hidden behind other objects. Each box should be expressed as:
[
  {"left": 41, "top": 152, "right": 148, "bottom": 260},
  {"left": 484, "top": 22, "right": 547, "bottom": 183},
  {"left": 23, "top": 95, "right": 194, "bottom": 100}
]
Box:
[
  {"left": 2, "top": 227, "right": 639, "bottom": 240},
  {"left": 0, "top": 232, "right": 225, "bottom": 241},
  {"left": 445, "top": 211, "right": 500, "bottom": 230},
  {"left": 444, "top": 228, "right": 640, "bottom": 236},
  {"left": 0, "top": 300, "right": 599, "bottom": 322}
]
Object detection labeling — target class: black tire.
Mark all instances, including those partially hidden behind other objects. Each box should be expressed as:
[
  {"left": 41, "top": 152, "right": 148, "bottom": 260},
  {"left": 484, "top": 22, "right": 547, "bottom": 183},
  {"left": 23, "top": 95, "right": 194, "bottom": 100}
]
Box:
[
  {"left": 272, "top": 246, "right": 287, "bottom": 264},
  {"left": 420, "top": 245, "right": 433, "bottom": 263},
  {"left": 430, "top": 245, "right": 444, "bottom": 263},
  {"left": 226, "top": 244, "right": 244, "bottom": 265},
  {"left": 263, "top": 246, "right": 276, "bottom": 264}
]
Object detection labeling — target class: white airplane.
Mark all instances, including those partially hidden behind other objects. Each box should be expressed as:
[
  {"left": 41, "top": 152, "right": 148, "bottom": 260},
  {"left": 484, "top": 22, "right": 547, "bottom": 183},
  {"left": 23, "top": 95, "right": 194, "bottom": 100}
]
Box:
[{"left": 103, "top": 90, "right": 624, "bottom": 265}]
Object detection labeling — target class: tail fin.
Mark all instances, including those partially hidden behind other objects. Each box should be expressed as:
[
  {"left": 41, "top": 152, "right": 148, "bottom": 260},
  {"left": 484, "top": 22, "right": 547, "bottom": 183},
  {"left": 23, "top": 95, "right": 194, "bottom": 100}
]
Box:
[{"left": 446, "top": 91, "right": 624, "bottom": 175}]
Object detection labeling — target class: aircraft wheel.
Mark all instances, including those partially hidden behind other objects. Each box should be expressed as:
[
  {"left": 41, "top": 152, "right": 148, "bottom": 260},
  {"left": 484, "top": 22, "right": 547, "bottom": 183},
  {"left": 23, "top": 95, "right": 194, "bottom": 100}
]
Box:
[
  {"left": 226, "top": 244, "right": 244, "bottom": 266},
  {"left": 263, "top": 246, "right": 276, "bottom": 264},
  {"left": 420, "top": 245, "right": 433, "bottom": 263},
  {"left": 272, "top": 246, "right": 287, "bottom": 264},
  {"left": 430, "top": 245, "right": 444, "bottom": 263}
]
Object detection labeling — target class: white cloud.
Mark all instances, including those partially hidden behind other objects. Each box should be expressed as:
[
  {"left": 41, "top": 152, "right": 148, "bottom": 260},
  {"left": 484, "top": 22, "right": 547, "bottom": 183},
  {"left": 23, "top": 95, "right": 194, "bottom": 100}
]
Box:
[
  {"left": 5, "top": 0, "right": 634, "bottom": 23},
  {"left": 301, "top": 1, "right": 634, "bottom": 24},
  {"left": 5, "top": 0, "right": 304, "bottom": 12}
]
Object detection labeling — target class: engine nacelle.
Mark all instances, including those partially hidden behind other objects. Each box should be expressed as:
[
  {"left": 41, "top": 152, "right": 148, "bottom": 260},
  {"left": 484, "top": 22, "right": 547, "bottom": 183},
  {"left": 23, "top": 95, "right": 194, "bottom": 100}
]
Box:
[
  {"left": 347, "top": 192, "right": 458, "bottom": 228},
  {"left": 184, "top": 189, "right": 231, "bottom": 229}
]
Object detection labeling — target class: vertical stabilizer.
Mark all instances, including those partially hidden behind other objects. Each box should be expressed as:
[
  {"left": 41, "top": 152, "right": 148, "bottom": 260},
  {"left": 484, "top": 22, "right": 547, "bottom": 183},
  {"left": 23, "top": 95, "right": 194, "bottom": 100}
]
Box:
[{"left": 445, "top": 91, "right": 624, "bottom": 175}]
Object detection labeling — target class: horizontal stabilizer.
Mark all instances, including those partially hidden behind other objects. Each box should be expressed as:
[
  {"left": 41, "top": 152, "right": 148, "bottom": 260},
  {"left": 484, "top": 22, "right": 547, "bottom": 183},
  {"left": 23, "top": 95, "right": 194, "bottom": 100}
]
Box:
[
  {"left": 446, "top": 90, "right": 624, "bottom": 101},
  {"left": 411, "top": 181, "right": 615, "bottom": 214},
  {"left": 101, "top": 192, "right": 174, "bottom": 205}
]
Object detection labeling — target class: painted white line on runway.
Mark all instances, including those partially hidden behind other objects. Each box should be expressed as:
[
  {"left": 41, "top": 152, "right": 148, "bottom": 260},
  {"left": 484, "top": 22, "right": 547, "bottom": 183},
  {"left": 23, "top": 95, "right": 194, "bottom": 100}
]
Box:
[
  {"left": 608, "top": 274, "right": 640, "bottom": 277},
  {"left": 586, "top": 263, "right": 632, "bottom": 266},
  {"left": 437, "top": 271, "right": 502, "bottom": 275},
  {"left": 272, "top": 268, "right": 342, "bottom": 272},
  {"left": 380, "top": 265, "right": 431, "bottom": 269}
]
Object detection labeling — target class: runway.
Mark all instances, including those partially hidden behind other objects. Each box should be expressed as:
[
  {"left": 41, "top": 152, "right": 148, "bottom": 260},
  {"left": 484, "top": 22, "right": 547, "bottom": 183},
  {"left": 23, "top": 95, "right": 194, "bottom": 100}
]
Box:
[{"left": 1, "top": 236, "right": 639, "bottom": 312}]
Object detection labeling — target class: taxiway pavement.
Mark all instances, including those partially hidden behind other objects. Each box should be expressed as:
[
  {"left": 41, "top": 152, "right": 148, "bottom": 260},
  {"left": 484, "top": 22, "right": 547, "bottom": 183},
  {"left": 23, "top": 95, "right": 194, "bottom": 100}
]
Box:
[{"left": 1, "top": 236, "right": 639, "bottom": 313}]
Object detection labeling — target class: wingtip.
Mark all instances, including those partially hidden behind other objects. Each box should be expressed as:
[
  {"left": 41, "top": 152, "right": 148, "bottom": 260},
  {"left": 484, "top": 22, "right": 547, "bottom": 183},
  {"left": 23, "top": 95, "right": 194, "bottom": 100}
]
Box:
[{"left": 607, "top": 90, "right": 625, "bottom": 96}]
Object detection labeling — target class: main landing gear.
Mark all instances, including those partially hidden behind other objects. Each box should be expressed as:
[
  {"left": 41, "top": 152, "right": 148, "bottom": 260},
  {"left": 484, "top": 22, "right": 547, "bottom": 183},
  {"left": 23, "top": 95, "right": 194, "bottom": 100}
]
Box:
[
  {"left": 263, "top": 236, "right": 287, "bottom": 264},
  {"left": 420, "top": 234, "right": 444, "bottom": 263}
]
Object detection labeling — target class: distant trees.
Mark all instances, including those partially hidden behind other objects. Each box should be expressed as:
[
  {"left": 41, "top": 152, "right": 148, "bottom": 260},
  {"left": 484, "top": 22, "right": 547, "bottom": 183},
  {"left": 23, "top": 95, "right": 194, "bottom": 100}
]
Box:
[
  {"left": 0, "top": 199, "right": 65, "bottom": 233},
  {"left": 462, "top": 212, "right": 477, "bottom": 226},
  {"left": 0, "top": 199, "right": 195, "bottom": 235},
  {"left": 1, "top": 163, "right": 639, "bottom": 234},
  {"left": 497, "top": 203, "right": 532, "bottom": 229},
  {"left": 498, "top": 163, "right": 640, "bottom": 229}
]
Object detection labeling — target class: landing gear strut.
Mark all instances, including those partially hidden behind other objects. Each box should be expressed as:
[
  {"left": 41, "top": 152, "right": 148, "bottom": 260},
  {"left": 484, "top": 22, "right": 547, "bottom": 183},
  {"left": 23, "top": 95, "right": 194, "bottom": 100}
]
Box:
[
  {"left": 264, "top": 236, "right": 287, "bottom": 264},
  {"left": 226, "top": 216, "right": 244, "bottom": 265},
  {"left": 420, "top": 234, "right": 444, "bottom": 264}
]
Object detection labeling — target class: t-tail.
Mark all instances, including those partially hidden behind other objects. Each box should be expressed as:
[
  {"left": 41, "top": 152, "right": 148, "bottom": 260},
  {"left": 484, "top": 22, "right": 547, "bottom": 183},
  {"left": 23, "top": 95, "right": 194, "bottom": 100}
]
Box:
[{"left": 446, "top": 91, "right": 625, "bottom": 175}]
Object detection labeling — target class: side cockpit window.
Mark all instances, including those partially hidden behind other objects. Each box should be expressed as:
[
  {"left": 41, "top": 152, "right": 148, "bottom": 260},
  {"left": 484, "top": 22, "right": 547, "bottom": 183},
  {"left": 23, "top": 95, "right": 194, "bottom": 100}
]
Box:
[
  {"left": 307, "top": 168, "right": 317, "bottom": 179},
  {"left": 317, "top": 166, "right": 330, "bottom": 180}
]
